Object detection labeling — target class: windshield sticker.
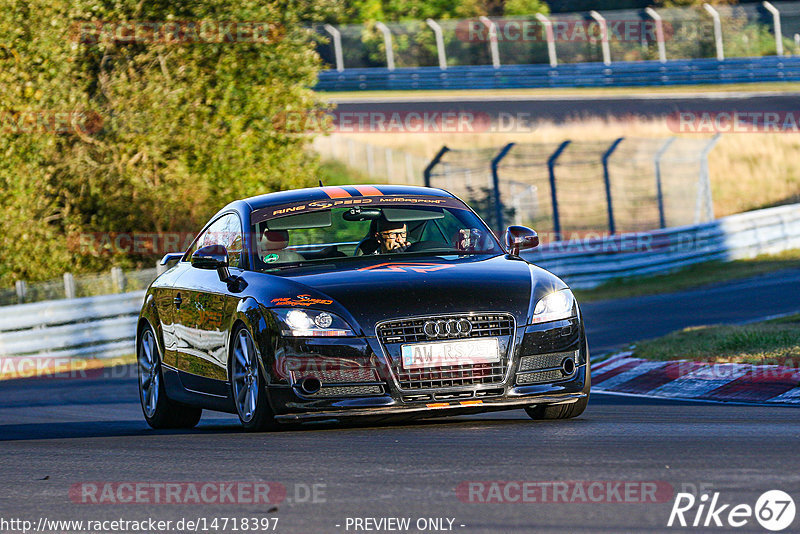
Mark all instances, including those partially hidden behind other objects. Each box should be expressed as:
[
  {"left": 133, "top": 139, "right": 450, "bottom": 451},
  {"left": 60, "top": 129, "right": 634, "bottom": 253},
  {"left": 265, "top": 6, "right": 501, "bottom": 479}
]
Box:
[
  {"left": 251, "top": 195, "right": 468, "bottom": 224},
  {"left": 357, "top": 263, "right": 455, "bottom": 273},
  {"left": 271, "top": 294, "right": 333, "bottom": 306}
]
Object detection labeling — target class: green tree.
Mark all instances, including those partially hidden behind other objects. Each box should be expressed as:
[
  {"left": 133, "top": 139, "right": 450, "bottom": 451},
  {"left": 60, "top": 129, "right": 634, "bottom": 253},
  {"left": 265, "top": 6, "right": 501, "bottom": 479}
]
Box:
[{"left": 0, "top": 0, "right": 333, "bottom": 284}]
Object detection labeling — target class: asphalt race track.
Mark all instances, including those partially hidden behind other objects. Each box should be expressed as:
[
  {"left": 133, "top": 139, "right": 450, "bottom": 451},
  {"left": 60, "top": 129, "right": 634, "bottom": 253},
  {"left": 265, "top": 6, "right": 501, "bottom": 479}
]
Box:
[
  {"left": 329, "top": 91, "right": 800, "bottom": 124},
  {"left": 1, "top": 270, "right": 799, "bottom": 532}
]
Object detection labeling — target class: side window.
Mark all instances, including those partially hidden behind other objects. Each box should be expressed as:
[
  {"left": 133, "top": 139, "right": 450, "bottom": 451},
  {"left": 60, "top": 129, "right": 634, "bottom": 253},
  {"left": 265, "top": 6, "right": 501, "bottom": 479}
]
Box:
[{"left": 185, "top": 213, "right": 244, "bottom": 269}]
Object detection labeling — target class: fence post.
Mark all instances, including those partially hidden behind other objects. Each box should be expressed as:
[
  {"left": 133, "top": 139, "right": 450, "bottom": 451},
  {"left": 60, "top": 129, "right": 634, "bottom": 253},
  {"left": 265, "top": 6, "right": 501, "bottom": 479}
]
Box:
[
  {"left": 703, "top": 4, "right": 724, "bottom": 61},
  {"left": 762, "top": 2, "right": 784, "bottom": 57},
  {"left": 602, "top": 137, "right": 625, "bottom": 235},
  {"left": 15, "top": 280, "right": 27, "bottom": 304},
  {"left": 653, "top": 137, "right": 676, "bottom": 229},
  {"left": 589, "top": 11, "right": 611, "bottom": 65},
  {"left": 423, "top": 146, "right": 450, "bottom": 187},
  {"left": 479, "top": 16, "right": 501, "bottom": 68},
  {"left": 366, "top": 144, "right": 375, "bottom": 176},
  {"left": 64, "top": 272, "right": 76, "bottom": 299},
  {"left": 490, "top": 143, "right": 515, "bottom": 231},
  {"left": 323, "top": 24, "right": 344, "bottom": 72},
  {"left": 696, "top": 133, "right": 721, "bottom": 223},
  {"left": 375, "top": 22, "right": 395, "bottom": 71},
  {"left": 385, "top": 148, "right": 394, "bottom": 181},
  {"left": 644, "top": 8, "right": 667, "bottom": 63},
  {"left": 547, "top": 141, "right": 571, "bottom": 242},
  {"left": 111, "top": 266, "right": 126, "bottom": 293},
  {"left": 347, "top": 138, "right": 356, "bottom": 167},
  {"left": 405, "top": 153, "right": 415, "bottom": 184},
  {"left": 535, "top": 14, "right": 558, "bottom": 67},
  {"left": 426, "top": 19, "right": 447, "bottom": 69}
]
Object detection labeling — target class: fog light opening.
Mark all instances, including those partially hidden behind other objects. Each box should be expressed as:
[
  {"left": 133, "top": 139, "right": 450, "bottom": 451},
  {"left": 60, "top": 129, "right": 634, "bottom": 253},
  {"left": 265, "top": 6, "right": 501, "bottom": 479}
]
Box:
[
  {"left": 298, "top": 376, "right": 322, "bottom": 395},
  {"left": 561, "top": 357, "right": 576, "bottom": 376}
]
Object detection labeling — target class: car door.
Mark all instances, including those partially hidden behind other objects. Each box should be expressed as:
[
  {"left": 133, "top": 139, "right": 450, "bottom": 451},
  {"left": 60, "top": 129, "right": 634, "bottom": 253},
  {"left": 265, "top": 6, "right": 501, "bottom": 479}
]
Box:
[
  {"left": 151, "top": 263, "right": 191, "bottom": 369},
  {"left": 173, "top": 213, "right": 246, "bottom": 389}
]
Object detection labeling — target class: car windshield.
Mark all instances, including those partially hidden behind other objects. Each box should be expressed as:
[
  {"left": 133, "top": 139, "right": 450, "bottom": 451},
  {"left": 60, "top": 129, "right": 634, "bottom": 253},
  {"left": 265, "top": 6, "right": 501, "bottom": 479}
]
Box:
[{"left": 251, "top": 202, "right": 503, "bottom": 270}]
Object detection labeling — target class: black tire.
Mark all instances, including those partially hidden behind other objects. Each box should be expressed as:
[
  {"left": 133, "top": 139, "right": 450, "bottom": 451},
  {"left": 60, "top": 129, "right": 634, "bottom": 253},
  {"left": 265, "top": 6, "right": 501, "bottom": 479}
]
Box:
[
  {"left": 525, "top": 357, "right": 590, "bottom": 420},
  {"left": 229, "top": 324, "right": 279, "bottom": 432},
  {"left": 137, "top": 324, "right": 202, "bottom": 429},
  {"left": 524, "top": 395, "right": 589, "bottom": 420}
]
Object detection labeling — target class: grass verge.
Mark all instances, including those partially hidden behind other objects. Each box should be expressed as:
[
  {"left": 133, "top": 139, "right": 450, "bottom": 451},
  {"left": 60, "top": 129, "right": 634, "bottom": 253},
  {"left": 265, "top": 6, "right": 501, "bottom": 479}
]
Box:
[
  {"left": 633, "top": 314, "right": 800, "bottom": 365},
  {"left": 321, "top": 82, "right": 800, "bottom": 101},
  {"left": 573, "top": 248, "right": 800, "bottom": 303}
]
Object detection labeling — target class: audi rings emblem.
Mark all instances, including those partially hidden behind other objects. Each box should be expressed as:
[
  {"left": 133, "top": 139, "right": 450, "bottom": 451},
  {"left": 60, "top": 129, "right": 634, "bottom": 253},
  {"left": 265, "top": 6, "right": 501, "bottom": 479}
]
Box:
[{"left": 423, "top": 318, "right": 472, "bottom": 338}]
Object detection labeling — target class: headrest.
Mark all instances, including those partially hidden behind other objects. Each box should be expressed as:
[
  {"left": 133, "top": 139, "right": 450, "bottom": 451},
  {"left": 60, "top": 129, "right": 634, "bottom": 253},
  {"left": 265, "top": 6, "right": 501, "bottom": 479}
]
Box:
[{"left": 260, "top": 230, "right": 289, "bottom": 251}]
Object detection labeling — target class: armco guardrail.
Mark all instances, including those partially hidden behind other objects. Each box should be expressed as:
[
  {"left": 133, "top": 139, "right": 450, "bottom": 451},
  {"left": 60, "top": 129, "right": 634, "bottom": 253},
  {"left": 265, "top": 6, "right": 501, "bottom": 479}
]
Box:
[
  {"left": 525, "top": 203, "right": 800, "bottom": 288},
  {"left": 316, "top": 56, "right": 800, "bottom": 91},
  {"left": 0, "top": 291, "right": 144, "bottom": 365},
  {"left": 1, "top": 203, "right": 797, "bottom": 371}
]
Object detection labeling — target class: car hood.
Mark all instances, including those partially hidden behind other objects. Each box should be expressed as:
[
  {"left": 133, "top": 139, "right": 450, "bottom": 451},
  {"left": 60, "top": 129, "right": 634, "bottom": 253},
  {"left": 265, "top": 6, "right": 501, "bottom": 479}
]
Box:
[{"left": 250, "top": 254, "right": 567, "bottom": 336}]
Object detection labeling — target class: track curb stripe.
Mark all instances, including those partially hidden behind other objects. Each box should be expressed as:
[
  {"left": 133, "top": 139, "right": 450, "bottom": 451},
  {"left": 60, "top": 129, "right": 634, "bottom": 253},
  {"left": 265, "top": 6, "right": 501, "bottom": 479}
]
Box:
[{"left": 592, "top": 353, "right": 800, "bottom": 405}]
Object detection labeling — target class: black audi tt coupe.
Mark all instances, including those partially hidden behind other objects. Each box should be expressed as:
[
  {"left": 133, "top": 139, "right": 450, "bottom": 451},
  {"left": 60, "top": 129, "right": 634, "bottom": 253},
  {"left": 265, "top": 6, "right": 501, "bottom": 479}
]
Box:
[{"left": 136, "top": 184, "right": 590, "bottom": 430}]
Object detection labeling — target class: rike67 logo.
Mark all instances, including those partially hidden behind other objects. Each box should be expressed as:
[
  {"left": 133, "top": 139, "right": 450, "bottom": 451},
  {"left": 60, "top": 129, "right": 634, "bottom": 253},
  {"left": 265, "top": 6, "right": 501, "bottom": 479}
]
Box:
[{"left": 668, "top": 490, "right": 795, "bottom": 531}]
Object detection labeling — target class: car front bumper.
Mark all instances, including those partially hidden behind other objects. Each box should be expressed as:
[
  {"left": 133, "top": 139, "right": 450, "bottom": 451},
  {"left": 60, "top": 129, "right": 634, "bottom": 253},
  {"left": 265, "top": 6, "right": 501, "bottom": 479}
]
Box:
[{"left": 263, "top": 316, "right": 589, "bottom": 422}]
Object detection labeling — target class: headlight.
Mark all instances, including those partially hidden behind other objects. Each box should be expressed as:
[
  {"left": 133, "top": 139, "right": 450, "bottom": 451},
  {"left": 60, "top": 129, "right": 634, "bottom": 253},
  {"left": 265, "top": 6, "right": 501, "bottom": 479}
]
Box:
[
  {"left": 531, "top": 289, "right": 576, "bottom": 324},
  {"left": 273, "top": 308, "right": 355, "bottom": 337}
]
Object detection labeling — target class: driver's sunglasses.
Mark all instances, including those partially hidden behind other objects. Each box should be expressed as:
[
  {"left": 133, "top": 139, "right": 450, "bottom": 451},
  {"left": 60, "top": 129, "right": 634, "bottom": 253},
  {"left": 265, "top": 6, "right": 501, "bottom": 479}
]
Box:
[{"left": 380, "top": 231, "right": 407, "bottom": 240}]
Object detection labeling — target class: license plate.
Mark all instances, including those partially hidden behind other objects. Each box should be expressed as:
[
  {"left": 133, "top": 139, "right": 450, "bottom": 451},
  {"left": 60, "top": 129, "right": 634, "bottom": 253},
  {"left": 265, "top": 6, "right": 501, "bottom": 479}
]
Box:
[{"left": 401, "top": 338, "right": 500, "bottom": 370}]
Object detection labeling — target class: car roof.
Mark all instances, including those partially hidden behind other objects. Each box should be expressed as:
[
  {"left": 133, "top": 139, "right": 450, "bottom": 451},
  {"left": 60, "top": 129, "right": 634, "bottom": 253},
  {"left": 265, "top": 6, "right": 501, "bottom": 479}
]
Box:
[{"left": 240, "top": 184, "right": 454, "bottom": 211}]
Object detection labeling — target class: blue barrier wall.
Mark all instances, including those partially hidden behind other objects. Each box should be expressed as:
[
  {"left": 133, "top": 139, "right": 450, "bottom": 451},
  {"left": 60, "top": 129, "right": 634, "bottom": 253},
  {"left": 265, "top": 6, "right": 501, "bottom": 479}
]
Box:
[{"left": 316, "top": 56, "right": 800, "bottom": 92}]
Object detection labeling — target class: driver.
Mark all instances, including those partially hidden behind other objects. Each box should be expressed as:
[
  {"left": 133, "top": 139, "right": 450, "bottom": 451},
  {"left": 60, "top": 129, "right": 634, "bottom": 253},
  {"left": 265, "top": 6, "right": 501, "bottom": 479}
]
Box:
[{"left": 375, "top": 219, "right": 409, "bottom": 254}]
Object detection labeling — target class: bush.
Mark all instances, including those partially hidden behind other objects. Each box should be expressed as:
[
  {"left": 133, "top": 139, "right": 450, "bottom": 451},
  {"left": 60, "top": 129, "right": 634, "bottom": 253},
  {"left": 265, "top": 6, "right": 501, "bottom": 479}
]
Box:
[{"left": 0, "top": 0, "right": 334, "bottom": 285}]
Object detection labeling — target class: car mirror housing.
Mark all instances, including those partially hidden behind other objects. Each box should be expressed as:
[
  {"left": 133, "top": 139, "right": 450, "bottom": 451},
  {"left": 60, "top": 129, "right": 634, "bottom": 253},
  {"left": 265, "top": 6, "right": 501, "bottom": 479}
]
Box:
[
  {"left": 191, "top": 244, "right": 231, "bottom": 281},
  {"left": 504, "top": 226, "right": 539, "bottom": 256}
]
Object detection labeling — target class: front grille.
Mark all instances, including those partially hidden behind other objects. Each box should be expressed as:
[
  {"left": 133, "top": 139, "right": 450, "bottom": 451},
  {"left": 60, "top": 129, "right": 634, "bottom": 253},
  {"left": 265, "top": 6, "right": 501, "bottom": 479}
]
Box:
[
  {"left": 377, "top": 313, "right": 514, "bottom": 390},
  {"left": 312, "top": 385, "right": 384, "bottom": 397},
  {"left": 291, "top": 367, "right": 378, "bottom": 383},
  {"left": 518, "top": 351, "right": 578, "bottom": 372},
  {"left": 516, "top": 369, "right": 566, "bottom": 385},
  {"left": 394, "top": 362, "right": 506, "bottom": 390},
  {"left": 377, "top": 314, "right": 513, "bottom": 344}
]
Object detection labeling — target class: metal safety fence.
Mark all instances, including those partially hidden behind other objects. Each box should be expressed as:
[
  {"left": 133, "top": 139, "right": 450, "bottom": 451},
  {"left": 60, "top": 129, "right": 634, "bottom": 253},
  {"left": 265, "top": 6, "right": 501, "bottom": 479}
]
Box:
[
  {"left": 424, "top": 136, "right": 720, "bottom": 239},
  {"left": 315, "top": 2, "right": 800, "bottom": 71},
  {"left": 0, "top": 266, "right": 161, "bottom": 307},
  {"left": 526, "top": 202, "right": 800, "bottom": 288}
]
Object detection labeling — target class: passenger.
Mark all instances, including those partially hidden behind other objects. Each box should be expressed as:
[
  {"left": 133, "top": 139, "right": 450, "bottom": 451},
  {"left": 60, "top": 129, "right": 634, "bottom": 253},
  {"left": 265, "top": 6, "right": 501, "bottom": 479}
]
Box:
[{"left": 375, "top": 219, "right": 409, "bottom": 254}]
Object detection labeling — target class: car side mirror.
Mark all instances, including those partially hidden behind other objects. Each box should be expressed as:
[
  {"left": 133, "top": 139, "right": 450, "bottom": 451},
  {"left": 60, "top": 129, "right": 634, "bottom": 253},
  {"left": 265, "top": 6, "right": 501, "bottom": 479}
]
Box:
[
  {"left": 191, "top": 244, "right": 231, "bottom": 282},
  {"left": 504, "top": 226, "right": 539, "bottom": 256}
]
